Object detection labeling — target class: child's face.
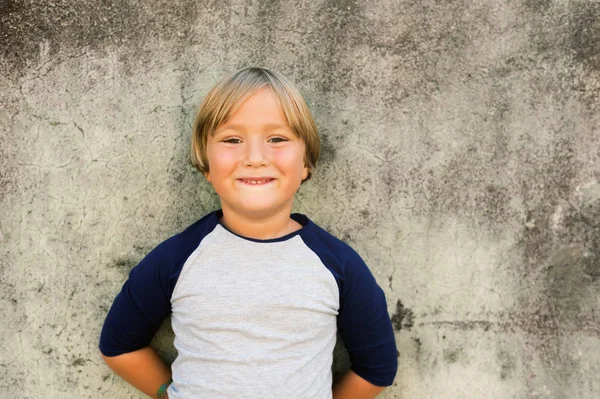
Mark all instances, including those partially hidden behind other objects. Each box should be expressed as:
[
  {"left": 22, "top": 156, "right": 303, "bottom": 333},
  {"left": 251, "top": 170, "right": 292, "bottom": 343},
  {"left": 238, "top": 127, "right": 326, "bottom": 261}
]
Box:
[{"left": 205, "top": 87, "right": 308, "bottom": 219}]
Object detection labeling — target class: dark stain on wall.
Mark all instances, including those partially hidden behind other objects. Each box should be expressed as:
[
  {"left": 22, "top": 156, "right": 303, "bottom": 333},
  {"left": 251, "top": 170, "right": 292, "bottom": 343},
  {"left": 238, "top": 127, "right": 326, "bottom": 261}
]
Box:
[
  {"left": 111, "top": 257, "right": 138, "bottom": 273},
  {"left": 543, "top": 245, "right": 592, "bottom": 314},
  {"left": 522, "top": 0, "right": 554, "bottom": 12},
  {"left": 70, "top": 357, "right": 86, "bottom": 367},
  {"left": 412, "top": 336, "right": 422, "bottom": 358},
  {"left": 580, "top": 184, "right": 600, "bottom": 229},
  {"left": 391, "top": 299, "right": 414, "bottom": 332},
  {"left": 0, "top": 0, "right": 201, "bottom": 75},
  {"left": 1, "top": 0, "right": 135, "bottom": 72},
  {"left": 476, "top": 185, "right": 511, "bottom": 226},
  {"left": 568, "top": 2, "right": 600, "bottom": 70},
  {"left": 318, "top": 132, "right": 336, "bottom": 166},
  {"left": 497, "top": 350, "right": 516, "bottom": 380},
  {"left": 520, "top": 0, "right": 599, "bottom": 114},
  {"left": 97, "top": 303, "right": 109, "bottom": 320},
  {"left": 568, "top": 3, "right": 600, "bottom": 115},
  {"left": 518, "top": 139, "right": 579, "bottom": 267},
  {"left": 443, "top": 347, "right": 462, "bottom": 364}
]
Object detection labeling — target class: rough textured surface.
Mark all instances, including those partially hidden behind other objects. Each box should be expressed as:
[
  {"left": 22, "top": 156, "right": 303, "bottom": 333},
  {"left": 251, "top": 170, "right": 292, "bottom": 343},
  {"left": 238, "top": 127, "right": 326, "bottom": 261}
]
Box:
[{"left": 1, "top": 0, "right": 599, "bottom": 397}]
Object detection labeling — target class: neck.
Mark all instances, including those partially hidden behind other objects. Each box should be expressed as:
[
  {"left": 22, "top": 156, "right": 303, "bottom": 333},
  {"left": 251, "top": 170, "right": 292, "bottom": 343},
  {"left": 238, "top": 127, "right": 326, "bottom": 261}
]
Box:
[{"left": 219, "top": 206, "right": 302, "bottom": 240}]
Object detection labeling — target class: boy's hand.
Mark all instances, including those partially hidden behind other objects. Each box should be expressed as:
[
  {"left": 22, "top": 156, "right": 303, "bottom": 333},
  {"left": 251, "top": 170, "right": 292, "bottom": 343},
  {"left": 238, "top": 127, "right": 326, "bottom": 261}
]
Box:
[{"left": 332, "top": 370, "right": 386, "bottom": 399}]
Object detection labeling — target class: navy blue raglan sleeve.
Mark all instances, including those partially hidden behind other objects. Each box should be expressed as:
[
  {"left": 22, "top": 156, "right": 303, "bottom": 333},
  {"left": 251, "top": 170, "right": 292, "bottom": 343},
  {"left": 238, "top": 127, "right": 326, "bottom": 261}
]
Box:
[
  {"left": 337, "top": 250, "right": 398, "bottom": 386},
  {"left": 99, "top": 239, "right": 176, "bottom": 357}
]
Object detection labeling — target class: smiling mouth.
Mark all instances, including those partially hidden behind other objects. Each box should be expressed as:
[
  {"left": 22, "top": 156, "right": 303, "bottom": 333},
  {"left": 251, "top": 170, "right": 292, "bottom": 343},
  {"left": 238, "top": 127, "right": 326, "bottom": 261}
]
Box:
[{"left": 237, "top": 178, "right": 275, "bottom": 185}]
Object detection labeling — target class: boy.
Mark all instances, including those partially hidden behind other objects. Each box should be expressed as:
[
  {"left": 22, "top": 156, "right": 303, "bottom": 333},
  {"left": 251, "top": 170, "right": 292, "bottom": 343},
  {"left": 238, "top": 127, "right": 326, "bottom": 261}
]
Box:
[{"left": 100, "top": 67, "right": 397, "bottom": 398}]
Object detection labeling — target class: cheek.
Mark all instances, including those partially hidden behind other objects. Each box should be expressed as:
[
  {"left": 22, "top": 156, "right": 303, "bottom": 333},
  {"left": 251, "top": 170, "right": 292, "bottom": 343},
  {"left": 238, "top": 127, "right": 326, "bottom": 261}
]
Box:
[
  {"left": 272, "top": 143, "right": 305, "bottom": 172},
  {"left": 207, "top": 150, "right": 238, "bottom": 176},
  {"left": 273, "top": 149, "right": 306, "bottom": 175}
]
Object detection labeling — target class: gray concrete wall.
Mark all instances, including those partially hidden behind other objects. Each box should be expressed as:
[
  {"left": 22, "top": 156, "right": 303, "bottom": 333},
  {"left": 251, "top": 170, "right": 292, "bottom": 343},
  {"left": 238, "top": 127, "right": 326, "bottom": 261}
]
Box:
[{"left": 1, "top": 0, "right": 599, "bottom": 398}]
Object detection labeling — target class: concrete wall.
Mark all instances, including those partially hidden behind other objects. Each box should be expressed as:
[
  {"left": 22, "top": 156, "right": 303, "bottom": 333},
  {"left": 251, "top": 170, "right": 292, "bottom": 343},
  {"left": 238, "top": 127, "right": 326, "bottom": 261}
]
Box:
[{"left": 1, "top": 0, "right": 599, "bottom": 397}]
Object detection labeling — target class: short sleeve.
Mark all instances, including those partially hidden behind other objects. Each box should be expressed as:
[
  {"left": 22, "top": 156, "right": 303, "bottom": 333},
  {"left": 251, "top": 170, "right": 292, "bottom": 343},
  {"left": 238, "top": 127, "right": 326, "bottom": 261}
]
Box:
[
  {"left": 337, "top": 252, "right": 398, "bottom": 386},
  {"left": 99, "top": 242, "right": 174, "bottom": 357}
]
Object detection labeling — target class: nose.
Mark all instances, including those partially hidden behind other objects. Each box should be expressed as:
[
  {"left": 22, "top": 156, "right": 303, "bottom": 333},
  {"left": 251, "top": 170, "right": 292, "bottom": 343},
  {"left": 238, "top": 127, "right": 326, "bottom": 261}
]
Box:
[{"left": 243, "top": 137, "right": 267, "bottom": 167}]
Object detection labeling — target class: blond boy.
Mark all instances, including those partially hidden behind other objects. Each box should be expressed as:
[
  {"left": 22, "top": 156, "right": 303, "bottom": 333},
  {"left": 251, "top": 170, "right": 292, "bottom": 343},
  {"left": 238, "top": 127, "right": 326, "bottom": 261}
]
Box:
[{"left": 100, "top": 67, "right": 397, "bottom": 398}]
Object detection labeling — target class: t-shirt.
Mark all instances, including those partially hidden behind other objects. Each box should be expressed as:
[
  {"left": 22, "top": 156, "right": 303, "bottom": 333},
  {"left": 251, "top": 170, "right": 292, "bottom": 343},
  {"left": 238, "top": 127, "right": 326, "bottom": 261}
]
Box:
[{"left": 99, "top": 210, "right": 397, "bottom": 398}]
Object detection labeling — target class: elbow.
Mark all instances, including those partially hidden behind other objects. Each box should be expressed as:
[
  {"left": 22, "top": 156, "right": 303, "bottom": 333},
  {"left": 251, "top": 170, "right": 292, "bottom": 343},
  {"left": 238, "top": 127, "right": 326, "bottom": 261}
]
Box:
[
  {"left": 100, "top": 350, "right": 113, "bottom": 368},
  {"left": 100, "top": 347, "right": 121, "bottom": 370}
]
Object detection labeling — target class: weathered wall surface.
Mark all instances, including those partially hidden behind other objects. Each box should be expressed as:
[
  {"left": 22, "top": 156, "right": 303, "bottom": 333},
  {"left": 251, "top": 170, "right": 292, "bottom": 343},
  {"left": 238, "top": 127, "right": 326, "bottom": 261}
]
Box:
[{"left": 1, "top": 0, "right": 599, "bottom": 397}]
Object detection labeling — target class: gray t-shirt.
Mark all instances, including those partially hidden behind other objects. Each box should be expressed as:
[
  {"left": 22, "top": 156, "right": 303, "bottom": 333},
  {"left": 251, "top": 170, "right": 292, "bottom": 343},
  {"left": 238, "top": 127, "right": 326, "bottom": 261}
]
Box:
[{"left": 100, "top": 210, "right": 397, "bottom": 398}]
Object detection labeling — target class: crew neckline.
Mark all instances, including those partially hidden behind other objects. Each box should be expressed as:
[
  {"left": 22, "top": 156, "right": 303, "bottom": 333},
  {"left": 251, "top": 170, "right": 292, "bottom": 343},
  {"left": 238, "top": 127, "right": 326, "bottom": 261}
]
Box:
[{"left": 212, "top": 209, "right": 311, "bottom": 243}]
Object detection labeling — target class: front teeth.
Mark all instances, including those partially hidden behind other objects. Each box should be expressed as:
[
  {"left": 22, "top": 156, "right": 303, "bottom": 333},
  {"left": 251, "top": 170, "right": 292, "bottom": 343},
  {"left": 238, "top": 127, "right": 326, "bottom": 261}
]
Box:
[{"left": 246, "top": 180, "right": 268, "bottom": 184}]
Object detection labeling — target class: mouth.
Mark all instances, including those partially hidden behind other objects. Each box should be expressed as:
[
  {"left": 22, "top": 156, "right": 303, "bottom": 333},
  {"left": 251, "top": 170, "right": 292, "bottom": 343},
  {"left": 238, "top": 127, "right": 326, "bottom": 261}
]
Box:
[{"left": 237, "top": 178, "right": 275, "bottom": 185}]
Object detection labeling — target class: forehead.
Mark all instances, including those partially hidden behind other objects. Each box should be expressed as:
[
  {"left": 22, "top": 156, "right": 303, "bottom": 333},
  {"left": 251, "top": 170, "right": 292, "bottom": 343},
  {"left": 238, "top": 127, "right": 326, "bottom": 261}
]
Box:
[
  {"left": 232, "top": 87, "right": 285, "bottom": 119},
  {"left": 216, "top": 87, "right": 291, "bottom": 131}
]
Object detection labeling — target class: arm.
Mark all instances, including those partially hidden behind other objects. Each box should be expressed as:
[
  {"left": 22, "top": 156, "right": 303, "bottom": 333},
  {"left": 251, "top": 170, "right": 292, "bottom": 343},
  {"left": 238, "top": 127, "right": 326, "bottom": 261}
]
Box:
[
  {"left": 332, "top": 370, "right": 386, "bottom": 399},
  {"left": 99, "top": 240, "right": 177, "bottom": 397},
  {"left": 101, "top": 346, "right": 171, "bottom": 399},
  {"left": 335, "top": 250, "right": 398, "bottom": 393}
]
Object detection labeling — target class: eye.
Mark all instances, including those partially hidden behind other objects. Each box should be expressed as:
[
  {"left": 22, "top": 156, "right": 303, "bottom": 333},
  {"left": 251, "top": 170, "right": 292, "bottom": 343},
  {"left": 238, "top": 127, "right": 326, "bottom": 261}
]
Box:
[
  {"left": 268, "top": 137, "right": 288, "bottom": 143},
  {"left": 223, "top": 138, "right": 242, "bottom": 144}
]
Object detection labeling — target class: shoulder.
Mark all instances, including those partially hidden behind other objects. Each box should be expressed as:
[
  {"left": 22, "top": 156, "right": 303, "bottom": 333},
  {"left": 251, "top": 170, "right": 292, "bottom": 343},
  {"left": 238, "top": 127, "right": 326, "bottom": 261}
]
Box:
[
  {"left": 298, "top": 216, "right": 368, "bottom": 279},
  {"left": 133, "top": 210, "right": 220, "bottom": 279},
  {"left": 159, "top": 211, "right": 220, "bottom": 254}
]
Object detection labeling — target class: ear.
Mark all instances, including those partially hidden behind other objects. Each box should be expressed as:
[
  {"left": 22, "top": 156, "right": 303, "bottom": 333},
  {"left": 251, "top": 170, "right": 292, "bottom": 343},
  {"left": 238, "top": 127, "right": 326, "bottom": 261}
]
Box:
[
  {"left": 204, "top": 170, "right": 211, "bottom": 183},
  {"left": 301, "top": 164, "right": 309, "bottom": 181}
]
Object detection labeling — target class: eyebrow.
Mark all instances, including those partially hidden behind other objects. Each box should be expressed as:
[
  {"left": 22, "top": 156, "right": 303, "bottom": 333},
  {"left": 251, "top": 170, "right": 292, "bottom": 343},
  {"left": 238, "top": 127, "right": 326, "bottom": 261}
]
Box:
[{"left": 215, "top": 123, "right": 292, "bottom": 133}]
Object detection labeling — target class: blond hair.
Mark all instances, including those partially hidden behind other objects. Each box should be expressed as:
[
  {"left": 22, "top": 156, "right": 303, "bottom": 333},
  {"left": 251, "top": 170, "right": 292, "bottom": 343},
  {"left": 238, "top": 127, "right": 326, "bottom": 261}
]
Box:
[{"left": 190, "top": 67, "right": 320, "bottom": 182}]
